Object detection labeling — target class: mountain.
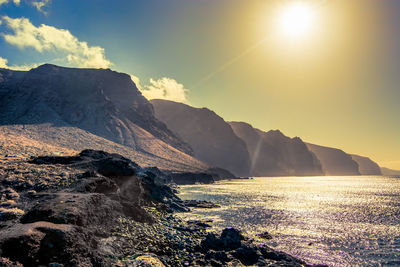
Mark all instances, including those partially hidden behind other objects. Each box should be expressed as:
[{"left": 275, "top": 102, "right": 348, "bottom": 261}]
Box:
[
  {"left": 150, "top": 99, "right": 251, "bottom": 177},
  {"left": 229, "top": 122, "right": 323, "bottom": 176},
  {"left": 351, "top": 154, "right": 382, "bottom": 175},
  {"left": 380, "top": 167, "right": 400, "bottom": 176},
  {"left": 306, "top": 143, "right": 360, "bottom": 175},
  {"left": 0, "top": 65, "right": 208, "bottom": 173}
]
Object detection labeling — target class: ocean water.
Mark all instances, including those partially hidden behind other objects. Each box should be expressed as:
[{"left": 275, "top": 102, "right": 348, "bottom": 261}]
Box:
[{"left": 177, "top": 176, "right": 400, "bottom": 266}]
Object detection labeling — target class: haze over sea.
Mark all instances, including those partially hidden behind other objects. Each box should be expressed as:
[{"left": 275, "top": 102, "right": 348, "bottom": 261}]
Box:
[{"left": 178, "top": 176, "right": 400, "bottom": 266}]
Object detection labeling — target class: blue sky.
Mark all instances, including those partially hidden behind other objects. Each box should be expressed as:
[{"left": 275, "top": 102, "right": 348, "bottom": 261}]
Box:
[{"left": 1, "top": 0, "right": 400, "bottom": 169}]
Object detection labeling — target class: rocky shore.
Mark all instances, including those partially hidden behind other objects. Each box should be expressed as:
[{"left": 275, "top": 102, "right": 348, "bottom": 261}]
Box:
[{"left": 0, "top": 150, "right": 324, "bottom": 266}]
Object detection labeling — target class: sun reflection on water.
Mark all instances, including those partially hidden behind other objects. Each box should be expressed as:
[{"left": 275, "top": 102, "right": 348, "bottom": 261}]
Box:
[{"left": 177, "top": 176, "right": 400, "bottom": 266}]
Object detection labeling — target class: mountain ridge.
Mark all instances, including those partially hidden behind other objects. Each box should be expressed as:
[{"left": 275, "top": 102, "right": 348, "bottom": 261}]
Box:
[
  {"left": 229, "top": 121, "right": 324, "bottom": 177},
  {"left": 151, "top": 99, "right": 252, "bottom": 177}
]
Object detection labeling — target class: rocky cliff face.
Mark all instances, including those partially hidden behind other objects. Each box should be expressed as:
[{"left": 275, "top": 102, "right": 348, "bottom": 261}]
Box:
[
  {"left": 351, "top": 155, "right": 382, "bottom": 175},
  {"left": 151, "top": 99, "right": 251, "bottom": 177},
  {"left": 0, "top": 65, "right": 211, "bottom": 173},
  {"left": 306, "top": 143, "right": 360, "bottom": 176},
  {"left": 229, "top": 122, "right": 323, "bottom": 177},
  {"left": 0, "top": 64, "right": 192, "bottom": 156},
  {"left": 380, "top": 167, "right": 400, "bottom": 176}
]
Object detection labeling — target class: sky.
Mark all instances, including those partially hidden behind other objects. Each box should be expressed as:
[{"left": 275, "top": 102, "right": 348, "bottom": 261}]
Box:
[{"left": 0, "top": 0, "right": 399, "bottom": 169}]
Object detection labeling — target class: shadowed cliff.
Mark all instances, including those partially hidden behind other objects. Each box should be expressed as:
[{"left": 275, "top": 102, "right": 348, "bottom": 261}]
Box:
[
  {"left": 151, "top": 99, "right": 251, "bottom": 177},
  {"left": 306, "top": 143, "right": 360, "bottom": 176},
  {"left": 351, "top": 154, "right": 382, "bottom": 175},
  {"left": 229, "top": 121, "right": 323, "bottom": 177}
]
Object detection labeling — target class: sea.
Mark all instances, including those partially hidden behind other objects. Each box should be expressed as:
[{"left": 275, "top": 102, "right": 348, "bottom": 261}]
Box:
[{"left": 177, "top": 176, "right": 400, "bottom": 266}]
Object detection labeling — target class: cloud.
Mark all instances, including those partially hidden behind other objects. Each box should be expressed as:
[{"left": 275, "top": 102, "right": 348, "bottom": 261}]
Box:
[
  {"left": 0, "top": 0, "right": 20, "bottom": 7},
  {"left": 32, "top": 0, "right": 51, "bottom": 14},
  {"left": 130, "top": 74, "right": 142, "bottom": 90},
  {"left": 138, "top": 77, "right": 189, "bottom": 103},
  {"left": 1, "top": 16, "right": 112, "bottom": 68},
  {"left": 0, "top": 56, "right": 40, "bottom": 70}
]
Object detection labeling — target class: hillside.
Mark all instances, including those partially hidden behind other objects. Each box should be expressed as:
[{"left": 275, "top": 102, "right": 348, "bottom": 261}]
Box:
[{"left": 151, "top": 99, "right": 251, "bottom": 177}]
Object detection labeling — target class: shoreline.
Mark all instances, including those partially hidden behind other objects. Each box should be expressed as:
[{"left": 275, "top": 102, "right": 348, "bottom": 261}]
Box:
[{"left": 0, "top": 150, "right": 326, "bottom": 266}]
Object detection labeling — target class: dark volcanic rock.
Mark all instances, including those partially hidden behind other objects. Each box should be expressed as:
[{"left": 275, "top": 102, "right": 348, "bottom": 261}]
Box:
[
  {"left": 184, "top": 200, "right": 221, "bottom": 209},
  {"left": 30, "top": 149, "right": 140, "bottom": 180},
  {"left": 201, "top": 228, "right": 244, "bottom": 251},
  {"left": 257, "top": 231, "right": 273, "bottom": 240},
  {"left": 169, "top": 172, "right": 215, "bottom": 185}
]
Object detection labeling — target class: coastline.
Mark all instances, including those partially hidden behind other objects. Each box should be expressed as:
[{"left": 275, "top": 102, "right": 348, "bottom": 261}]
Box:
[{"left": 0, "top": 150, "right": 324, "bottom": 266}]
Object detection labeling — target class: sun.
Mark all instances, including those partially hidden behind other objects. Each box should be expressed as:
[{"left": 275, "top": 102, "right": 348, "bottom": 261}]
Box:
[{"left": 277, "top": 2, "right": 316, "bottom": 39}]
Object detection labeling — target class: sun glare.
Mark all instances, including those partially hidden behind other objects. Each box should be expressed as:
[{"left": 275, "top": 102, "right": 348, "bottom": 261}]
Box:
[{"left": 277, "top": 2, "right": 316, "bottom": 39}]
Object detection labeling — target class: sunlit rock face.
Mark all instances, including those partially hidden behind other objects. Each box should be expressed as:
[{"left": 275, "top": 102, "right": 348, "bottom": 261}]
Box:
[
  {"left": 151, "top": 99, "right": 251, "bottom": 177},
  {"left": 351, "top": 154, "right": 382, "bottom": 175},
  {"left": 306, "top": 143, "right": 360, "bottom": 176},
  {"left": 229, "top": 121, "right": 324, "bottom": 177},
  {"left": 0, "top": 64, "right": 193, "bottom": 156}
]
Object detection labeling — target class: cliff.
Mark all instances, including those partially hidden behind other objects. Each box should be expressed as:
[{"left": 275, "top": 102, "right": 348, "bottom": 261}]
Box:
[
  {"left": 306, "top": 143, "right": 360, "bottom": 175},
  {"left": 151, "top": 99, "right": 251, "bottom": 177},
  {"left": 229, "top": 122, "right": 324, "bottom": 177},
  {"left": 351, "top": 154, "right": 382, "bottom": 175}
]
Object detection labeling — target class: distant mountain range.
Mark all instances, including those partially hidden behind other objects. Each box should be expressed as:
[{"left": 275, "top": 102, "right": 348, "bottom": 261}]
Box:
[
  {"left": 152, "top": 99, "right": 385, "bottom": 177},
  {"left": 0, "top": 64, "right": 395, "bottom": 178}
]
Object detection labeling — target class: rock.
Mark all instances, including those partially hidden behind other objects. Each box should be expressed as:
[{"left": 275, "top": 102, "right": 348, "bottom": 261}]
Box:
[
  {"left": 30, "top": 149, "right": 140, "bottom": 182},
  {"left": 257, "top": 231, "right": 273, "bottom": 240},
  {"left": 0, "top": 207, "right": 24, "bottom": 221},
  {"left": 201, "top": 233, "right": 224, "bottom": 251},
  {"left": 128, "top": 254, "right": 166, "bottom": 267},
  {"left": 220, "top": 228, "right": 244, "bottom": 250},
  {"left": 20, "top": 192, "right": 125, "bottom": 226},
  {"left": 29, "top": 150, "right": 186, "bottom": 214},
  {"left": 0, "top": 257, "right": 23, "bottom": 267},
  {"left": 0, "top": 222, "right": 75, "bottom": 266},
  {"left": 184, "top": 200, "right": 221, "bottom": 209},
  {"left": 231, "top": 245, "right": 260, "bottom": 266},
  {"left": 259, "top": 245, "right": 304, "bottom": 264},
  {"left": 169, "top": 172, "right": 215, "bottom": 185},
  {"left": 187, "top": 220, "right": 212, "bottom": 228},
  {"left": 206, "top": 167, "right": 236, "bottom": 180},
  {"left": 75, "top": 176, "right": 119, "bottom": 194},
  {"left": 1, "top": 187, "right": 20, "bottom": 200},
  {"left": 201, "top": 228, "right": 244, "bottom": 251}
]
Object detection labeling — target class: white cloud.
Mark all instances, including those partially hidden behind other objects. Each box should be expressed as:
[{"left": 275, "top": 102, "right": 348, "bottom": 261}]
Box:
[
  {"left": 0, "top": 56, "right": 39, "bottom": 70},
  {"left": 1, "top": 16, "right": 112, "bottom": 68},
  {"left": 32, "top": 0, "right": 50, "bottom": 14},
  {"left": 138, "top": 77, "right": 189, "bottom": 103},
  {"left": 130, "top": 74, "right": 142, "bottom": 90},
  {"left": 0, "top": 0, "right": 20, "bottom": 6},
  {"left": 0, "top": 56, "right": 7, "bottom": 67}
]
